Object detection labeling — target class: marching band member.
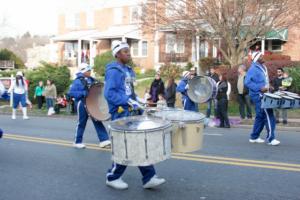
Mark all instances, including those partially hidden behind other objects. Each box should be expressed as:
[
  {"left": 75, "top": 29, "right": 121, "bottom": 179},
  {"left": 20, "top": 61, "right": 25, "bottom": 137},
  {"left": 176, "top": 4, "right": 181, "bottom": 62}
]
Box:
[
  {"left": 8, "top": 71, "right": 29, "bottom": 120},
  {"left": 68, "top": 63, "right": 110, "bottom": 149},
  {"left": 245, "top": 52, "right": 280, "bottom": 146},
  {"left": 176, "top": 71, "right": 197, "bottom": 111},
  {"left": 104, "top": 40, "right": 166, "bottom": 190}
]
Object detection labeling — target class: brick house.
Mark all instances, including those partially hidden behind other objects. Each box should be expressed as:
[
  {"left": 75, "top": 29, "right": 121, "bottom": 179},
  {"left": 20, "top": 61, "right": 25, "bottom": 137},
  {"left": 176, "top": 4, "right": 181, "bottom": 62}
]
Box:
[{"left": 53, "top": 0, "right": 300, "bottom": 74}]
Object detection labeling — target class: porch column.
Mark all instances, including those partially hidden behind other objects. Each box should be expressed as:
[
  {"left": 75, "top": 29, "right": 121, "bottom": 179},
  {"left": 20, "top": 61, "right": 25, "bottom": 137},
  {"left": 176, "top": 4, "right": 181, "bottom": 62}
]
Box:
[
  {"left": 77, "top": 39, "right": 82, "bottom": 67},
  {"left": 261, "top": 38, "right": 265, "bottom": 55},
  {"left": 154, "top": 30, "right": 159, "bottom": 69},
  {"left": 89, "top": 40, "right": 93, "bottom": 66},
  {"left": 196, "top": 36, "right": 200, "bottom": 74}
]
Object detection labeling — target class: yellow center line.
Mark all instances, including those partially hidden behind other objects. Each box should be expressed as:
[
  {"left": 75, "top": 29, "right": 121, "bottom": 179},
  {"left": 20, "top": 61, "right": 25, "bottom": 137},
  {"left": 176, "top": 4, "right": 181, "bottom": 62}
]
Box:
[{"left": 3, "top": 133, "right": 300, "bottom": 172}]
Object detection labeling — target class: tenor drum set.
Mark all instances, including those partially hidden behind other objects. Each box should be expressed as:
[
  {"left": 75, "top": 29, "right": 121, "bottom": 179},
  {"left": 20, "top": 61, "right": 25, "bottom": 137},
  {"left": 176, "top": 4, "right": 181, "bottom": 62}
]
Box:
[
  {"left": 85, "top": 76, "right": 215, "bottom": 166},
  {"left": 261, "top": 91, "right": 300, "bottom": 109}
]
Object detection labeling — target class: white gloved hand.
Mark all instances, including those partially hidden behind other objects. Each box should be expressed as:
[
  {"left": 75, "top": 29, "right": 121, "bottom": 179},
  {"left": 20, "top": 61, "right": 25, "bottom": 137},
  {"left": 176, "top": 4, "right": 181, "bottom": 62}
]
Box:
[
  {"left": 136, "top": 96, "right": 146, "bottom": 104},
  {"left": 185, "top": 84, "right": 189, "bottom": 90},
  {"left": 128, "top": 98, "right": 142, "bottom": 110}
]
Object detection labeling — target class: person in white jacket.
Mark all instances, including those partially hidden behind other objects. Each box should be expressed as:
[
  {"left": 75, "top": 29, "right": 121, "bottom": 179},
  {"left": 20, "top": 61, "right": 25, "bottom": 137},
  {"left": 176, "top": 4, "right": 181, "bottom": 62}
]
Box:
[{"left": 8, "top": 71, "right": 29, "bottom": 120}]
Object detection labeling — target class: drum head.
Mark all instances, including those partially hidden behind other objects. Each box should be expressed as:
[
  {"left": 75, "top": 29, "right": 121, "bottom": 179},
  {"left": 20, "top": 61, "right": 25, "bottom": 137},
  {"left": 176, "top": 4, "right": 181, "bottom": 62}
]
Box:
[
  {"left": 187, "top": 76, "right": 216, "bottom": 103},
  {"left": 109, "top": 116, "right": 171, "bottom": 132},
  {"left": 282, "top": 95, "right": 294, "bottom": 100},
  {"left": 152, "top": 109, "right": 205, "bottom": 123},
  {"left": 85, "top": 82, "right": 111, "bottom": 121}
]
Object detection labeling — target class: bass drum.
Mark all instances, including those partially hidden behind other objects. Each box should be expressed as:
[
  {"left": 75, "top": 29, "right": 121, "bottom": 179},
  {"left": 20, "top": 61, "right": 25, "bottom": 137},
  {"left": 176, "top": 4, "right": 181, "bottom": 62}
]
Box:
[
  {"left": 187, "top": 76, "right": 217, "bottom": 103},
  {"left": 85, "top": 82, "right": 111, "bottom": 121}
]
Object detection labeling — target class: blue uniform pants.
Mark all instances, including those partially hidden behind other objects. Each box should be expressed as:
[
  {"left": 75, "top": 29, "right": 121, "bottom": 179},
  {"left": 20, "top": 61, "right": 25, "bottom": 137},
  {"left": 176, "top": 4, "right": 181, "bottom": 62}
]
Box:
[
  {"left": 250, "top": 96, "right": 276, "bottom": 142},
  {"left": 13, "top": 93, "right": 26, "bottom": 109},
  {"left": 106, "top": 110, "right": 156, "bottom": 185},
  {"left": 74, "top": 100, "right": 109, "bottom": 143}
]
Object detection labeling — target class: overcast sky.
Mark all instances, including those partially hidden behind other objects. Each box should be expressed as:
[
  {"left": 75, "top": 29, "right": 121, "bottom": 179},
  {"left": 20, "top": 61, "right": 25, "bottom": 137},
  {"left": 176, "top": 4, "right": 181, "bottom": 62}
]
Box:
[{"left": 0, "top": 0, "right": 114, "bottom": 37}]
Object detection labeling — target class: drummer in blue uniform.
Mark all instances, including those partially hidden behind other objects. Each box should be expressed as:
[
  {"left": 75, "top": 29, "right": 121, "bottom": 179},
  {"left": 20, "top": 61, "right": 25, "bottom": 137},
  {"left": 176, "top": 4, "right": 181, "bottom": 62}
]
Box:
[
  {"left": 104, "top": 40, "right": 166, "bottom": 190},
  {"left": 176, "top": 71, "right": 197, "bottom": 111},
  {"left": 245, "top": 52, "right": 280, "bottom": 146},
  {"left": 68, "top": 63, "right": 111, "bottom": 149}
]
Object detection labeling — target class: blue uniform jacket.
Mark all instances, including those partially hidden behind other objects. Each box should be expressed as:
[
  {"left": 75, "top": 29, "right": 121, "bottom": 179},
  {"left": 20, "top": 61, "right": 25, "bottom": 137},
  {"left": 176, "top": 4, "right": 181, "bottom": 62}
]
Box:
[
  {"left": 176, "top": 78, "right": 197, "bottom": 111},
  {"left": 68, "top": 73, "right": 95, "bottom": 103},
  {"left": 244, "top": 62, "right": 268, "bottom": 101},
  {"left": 104, "top": 61, "right": 136, "bottom": 115}
]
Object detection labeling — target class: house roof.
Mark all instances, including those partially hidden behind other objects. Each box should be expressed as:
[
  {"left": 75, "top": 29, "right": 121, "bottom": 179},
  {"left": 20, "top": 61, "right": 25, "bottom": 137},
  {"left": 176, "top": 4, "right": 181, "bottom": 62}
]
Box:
[
  {"left": 88, "top": 25, "right": 140, "bottom": 40},
  {"left": 52, "top": 30, "right": 98, "bottom": 42},
  {"left": 52, "top": 25, "right": 140, "bottom": 42}
]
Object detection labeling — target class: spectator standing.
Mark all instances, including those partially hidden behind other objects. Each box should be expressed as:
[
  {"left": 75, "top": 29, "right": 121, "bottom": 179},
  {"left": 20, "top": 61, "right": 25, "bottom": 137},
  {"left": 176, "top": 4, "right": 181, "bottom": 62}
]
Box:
[
  {"left": 206, "top": 67, "right": 219, "bottom": 118},
  {"left": 237, "top": 65, "right": 252, "bottom": 119},
  {"left": 272, "top": 68, "right": 292, "bottom": 124},
  {"left": 34, "top": 81, "right": 44, "bottom": 109},
  {"left": 43, "top": 79, "right": 57, "bottom": 116},
  {"left": 149, "top": 72, "right": 165, "bottom": 106},
  {"left": 216, "top": 73, "right": 230, "bottom": 128},
  {"left": 165, "top": 78, "right": 177, "bottom": 108}
]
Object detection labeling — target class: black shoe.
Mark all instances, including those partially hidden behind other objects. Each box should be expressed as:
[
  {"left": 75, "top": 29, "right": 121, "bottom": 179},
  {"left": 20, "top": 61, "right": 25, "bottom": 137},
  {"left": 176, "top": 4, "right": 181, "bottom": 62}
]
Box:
[
  {"left": 276, "top": 120, "right": 280, "bottom": 124},
  {"left": 283, "top": 120, "right": 288, "bottom": 125},
  {"left": 224, "top": 125, "right": 231, "bottom": 128}
]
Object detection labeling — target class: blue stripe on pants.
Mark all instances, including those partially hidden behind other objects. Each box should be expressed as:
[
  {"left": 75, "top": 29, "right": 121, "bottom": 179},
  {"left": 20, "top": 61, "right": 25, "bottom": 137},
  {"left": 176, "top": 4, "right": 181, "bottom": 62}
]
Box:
[
  {"left": 250, "top": 96, "right": 276, "bottom": 142},
  {"left": 74, "top": 100, "right": 109, "bottom": 143}
]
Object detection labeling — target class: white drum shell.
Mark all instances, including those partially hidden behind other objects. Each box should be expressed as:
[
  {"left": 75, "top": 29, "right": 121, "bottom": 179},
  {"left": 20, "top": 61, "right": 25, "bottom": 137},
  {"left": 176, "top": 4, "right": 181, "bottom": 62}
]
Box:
[
  {"left": 280, "top": 96, "right": 295, "bottom": 109},
  {"left": 109, "top": 124, "right": 172, "bottom": 166}
]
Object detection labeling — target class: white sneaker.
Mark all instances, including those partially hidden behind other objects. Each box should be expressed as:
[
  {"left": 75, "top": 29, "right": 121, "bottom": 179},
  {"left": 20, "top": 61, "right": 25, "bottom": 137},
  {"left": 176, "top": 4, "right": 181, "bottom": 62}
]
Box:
[
  {"left": 12, "top": 115, "right": 16, "bottom": 120},
  {"left": 73, "top": 143, "right": 86, "bottom": 149},
  {"left": 143, "top": 176, "right": 166, "bottom": 189},
  {"left": 249, "top": 138, "right": 265, "bottom": 143},
  {"left": 99, "top": 140, "right": 111, "bottom": 148},
  {"left": 268, "top": 139, "right": 280, "bottom": 146},
  {"left": 106, "top": 178, "right": 128, "bottom": 190},
  {"left": 23, "top": 116, "right": 29, "bottom": 120}
]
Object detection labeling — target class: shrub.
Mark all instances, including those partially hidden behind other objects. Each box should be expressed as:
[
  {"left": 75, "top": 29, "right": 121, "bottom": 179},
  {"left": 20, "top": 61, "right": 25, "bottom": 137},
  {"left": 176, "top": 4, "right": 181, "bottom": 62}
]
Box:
[
  {"left": 159, "top": 63, "right": 183, "bottom": 79},
  {"left": 94, "top": 51, "right": 115, "bottom": 77},
  {"left": 199, "top": 57, "right": 218, "bottom": 72},
  {"left": 26, "top": 62, "right": 71, "bottom": 101},
  {"left": 0, "top": 48, "right": 25, "bottom": 69},
  {"left": 263, "top": 54, "right": 291, "bottom": 61},
  {"left": 184, "top": 62, "right": 194, "bottom": 71},
  {"left": 286, "top": 67, "right": 300, "bottom": 93}
]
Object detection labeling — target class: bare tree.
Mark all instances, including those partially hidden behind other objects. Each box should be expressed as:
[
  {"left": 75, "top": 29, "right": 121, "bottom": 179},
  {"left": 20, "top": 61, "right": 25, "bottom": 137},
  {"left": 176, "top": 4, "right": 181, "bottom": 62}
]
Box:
[{"left": 141, "top": 0, "right": 300, "bottom": 67}]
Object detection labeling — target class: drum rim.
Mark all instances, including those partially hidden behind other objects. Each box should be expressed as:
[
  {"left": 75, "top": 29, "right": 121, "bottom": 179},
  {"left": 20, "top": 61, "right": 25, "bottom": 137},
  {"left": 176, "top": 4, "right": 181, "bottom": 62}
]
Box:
[
  {"left": 108, "top": 116, "right": 173, "bottom": 133},
  {"left": 264, "top": 93, "right": 282, "bottom": 99},
  {"left": 152, "top": 110, "right": 205, "bottom": 123},
  {"left": 187, "top": 75, "right": 216, "bottom": 103}
]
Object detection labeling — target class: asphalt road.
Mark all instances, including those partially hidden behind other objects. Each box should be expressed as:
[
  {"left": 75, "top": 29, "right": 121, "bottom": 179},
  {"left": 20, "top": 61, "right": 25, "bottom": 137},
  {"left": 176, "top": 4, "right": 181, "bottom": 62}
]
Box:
[{"left": 1, "top": 115, "right": 300, "bottom": 200}]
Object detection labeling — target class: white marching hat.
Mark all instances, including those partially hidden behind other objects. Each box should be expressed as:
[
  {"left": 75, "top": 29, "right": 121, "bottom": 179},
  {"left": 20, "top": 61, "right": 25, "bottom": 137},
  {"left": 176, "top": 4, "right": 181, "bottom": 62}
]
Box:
[
  {"left": 16, "top": 71, "right": 23, "bottom": 76},
  {"left": 182, "top": 71, "right": 190, "bottom": 78},
  {"left": 78, "top": 63, "right": 92, "bottom": 73},
  {"left": 252, "top": 51, "right": 263, "bottom": 63},
  {"left": 111, "top": 40, "right": 129, "bottom": 57}
]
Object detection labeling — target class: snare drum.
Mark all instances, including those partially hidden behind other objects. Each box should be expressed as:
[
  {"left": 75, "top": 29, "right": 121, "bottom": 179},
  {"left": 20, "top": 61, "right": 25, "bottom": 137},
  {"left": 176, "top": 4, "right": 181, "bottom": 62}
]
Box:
[
  {"left": 152, "top": 109, "right": 205, "bottom": 153},
  {"left": 85, "top": 82, "right": 110, "bottom": 121},
  {"left": 187, "top": 76, "right": 217, "bottom": 103},
  {"left": 261, "top": 93, "right": 282, "bottom": 109},
  {"left": 280, "top": 95, "right": 295, "bottom": 109},
  {"left": 108, "top": 116, "right": 172, "bottom": 166}
]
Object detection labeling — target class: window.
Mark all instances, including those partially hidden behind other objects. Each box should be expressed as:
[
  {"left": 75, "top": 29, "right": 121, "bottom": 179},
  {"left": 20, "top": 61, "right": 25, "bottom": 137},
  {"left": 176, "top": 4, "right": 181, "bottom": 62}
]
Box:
[
  {"left": 64, "top": 42, "right": 78, "bottom": 59},
  {"left": 271, "top": 40, "right": 283, "bottom": 51},
  {"left": 166, "top": 34, "right": 176, "bottom": 53},
  {"left": 131, "top": 41, "right": 139, "bottom": 57},
  {"left": 114, "top": 7, "right": 123, "bottom": 24},
  {"left": 200, "top": 40, "right": 208, "bottom": 58},
  {"left": 142, "top": 41, "right": 148, "bottom": 56},
  {"left": 165, "top": 34, "right": 185, "bottom": 54},
  {"left": 130, "top": 6, "right": 141, "bottom": 23},
  {"left": 74, "top": 13, "right": 80, "bottom": 29},
  {"left": 131, "top": 41, "right": 148, "bottom": 57},
  {"left": 86, "top": 12, "right": 94, "bottom": 27},
  {"left": 166, "top": 0, "right": 186, "bottom": 17}
]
